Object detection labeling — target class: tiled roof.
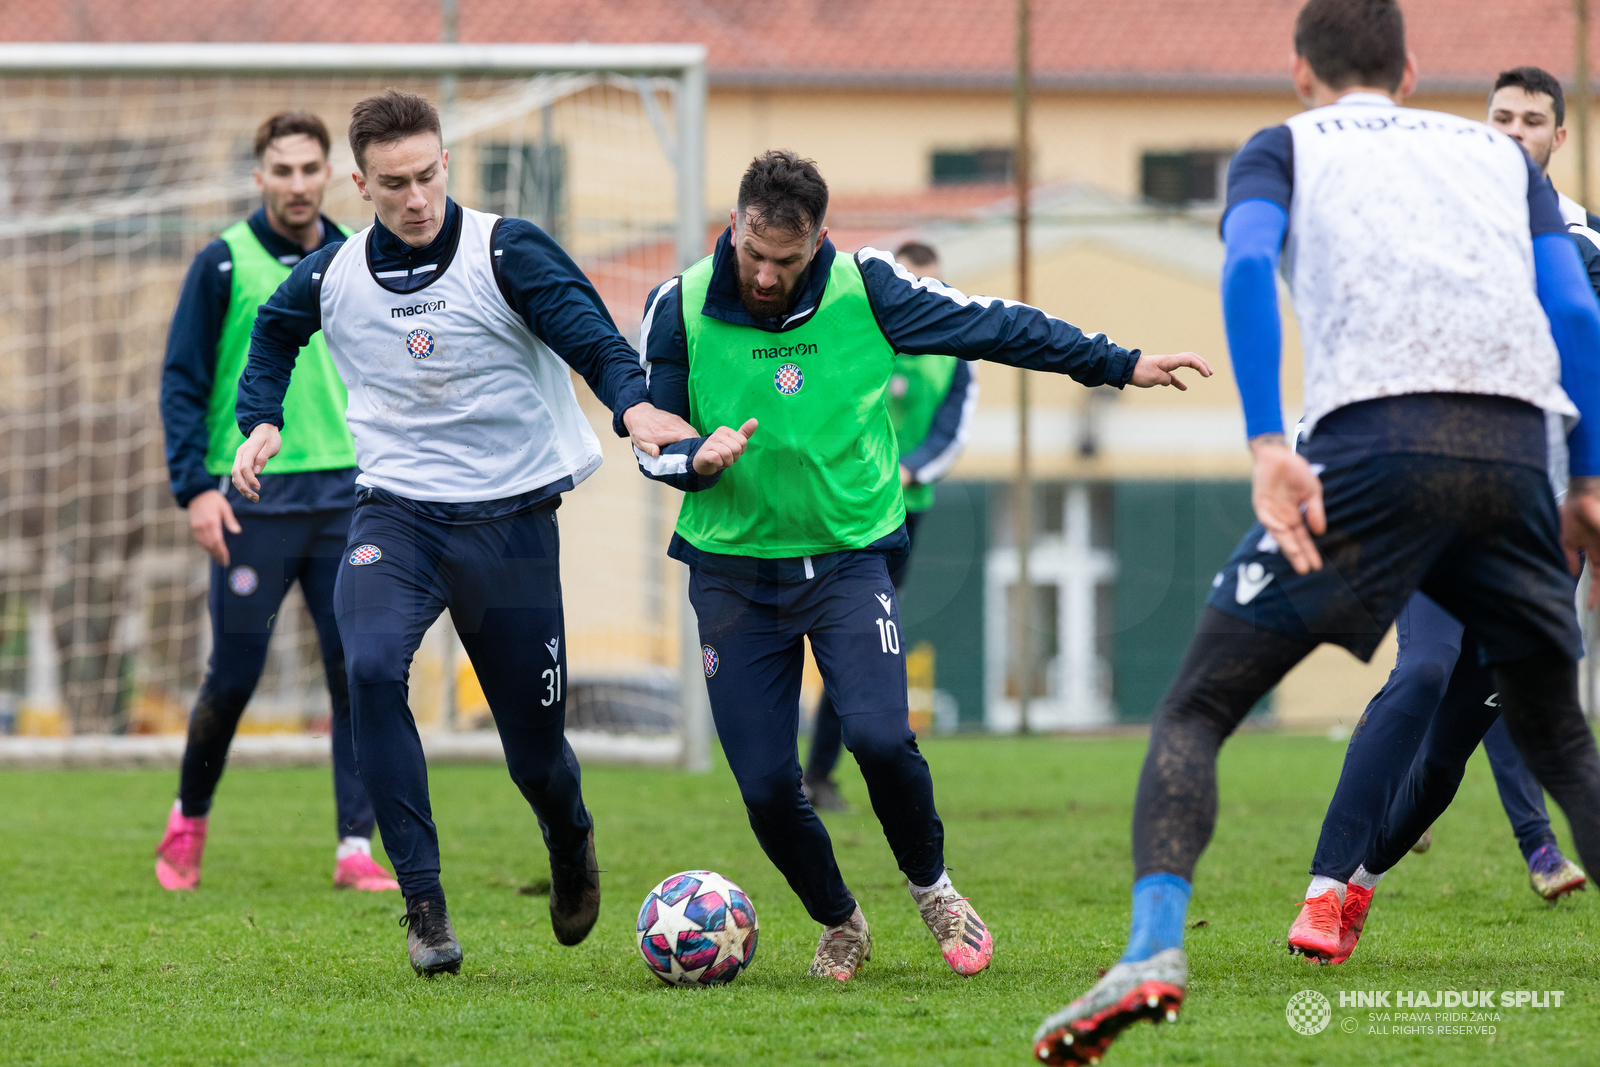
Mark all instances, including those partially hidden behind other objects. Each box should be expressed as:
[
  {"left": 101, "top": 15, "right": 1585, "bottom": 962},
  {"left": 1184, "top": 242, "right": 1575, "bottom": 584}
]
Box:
[{"left": 4, "top": 1, "right": 1592, "bottom": 91}]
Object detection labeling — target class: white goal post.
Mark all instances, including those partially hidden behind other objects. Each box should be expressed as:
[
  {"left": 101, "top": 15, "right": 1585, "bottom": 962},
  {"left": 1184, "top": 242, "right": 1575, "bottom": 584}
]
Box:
[{"left": 0, "top": 42, "right": 712, "bottom": 769}]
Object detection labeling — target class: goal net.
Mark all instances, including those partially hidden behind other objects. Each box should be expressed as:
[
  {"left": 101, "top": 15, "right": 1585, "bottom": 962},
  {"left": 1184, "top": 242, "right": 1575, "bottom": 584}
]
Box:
[{"left": 0, "top": 44, "right": 709, "bottom": 765}]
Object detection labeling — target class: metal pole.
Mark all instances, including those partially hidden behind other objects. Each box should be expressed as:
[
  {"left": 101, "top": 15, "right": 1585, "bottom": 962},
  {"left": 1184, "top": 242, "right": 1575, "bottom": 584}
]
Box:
[
  {"left": 439, "top": 0, "right": 458, "bottom": 196},
  {"left": 436, "top": 0, "right": 461, "bottom": 731},
  {"left": 675, "top": 58, "right": 713, "bottom": 771},
  {"left": 674, "top": 58, "right": 708, "bottom": 271},
  {"left": 1014, "top": 0, "right": 1033, "bottom": 736},
  {"left": 1580, "top": 0, "right": 1592, "bottom": 208}
]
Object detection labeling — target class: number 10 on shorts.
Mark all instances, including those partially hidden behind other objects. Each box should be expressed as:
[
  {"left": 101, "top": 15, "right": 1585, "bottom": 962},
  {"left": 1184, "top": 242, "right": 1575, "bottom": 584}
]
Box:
[{"left": 875, "top": 617, "right": 900, "bottom": 654}]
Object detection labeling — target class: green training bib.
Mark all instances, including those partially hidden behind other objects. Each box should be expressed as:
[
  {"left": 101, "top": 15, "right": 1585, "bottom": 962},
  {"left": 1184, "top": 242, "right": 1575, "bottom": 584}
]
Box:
[
  {"left": 204, "top": 220, "right": 356, "bottom": 475},
  {"left": 888, "top": 352, "right": 959, "bottom": 513},
  {"left": 676, "top": 252, "right": 905, "bottom": 557}
]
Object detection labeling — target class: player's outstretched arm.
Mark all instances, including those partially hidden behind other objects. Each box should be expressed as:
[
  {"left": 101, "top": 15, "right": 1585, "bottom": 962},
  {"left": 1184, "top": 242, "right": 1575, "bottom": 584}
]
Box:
[
  {"left": 1129, "top": 352, "right": 1213, "bottom": 390},
  {"left": 853, "top": 248, "right": 1207, "bottom": 389},
  {"left": 231, "top": 422, "right": 283, "bottom": 503},
  {"left": 494, "top": 220, "right": 670, "bottom": 440},
  {"left": 622, "top": 402, "right": 699, "bottom": 458}
]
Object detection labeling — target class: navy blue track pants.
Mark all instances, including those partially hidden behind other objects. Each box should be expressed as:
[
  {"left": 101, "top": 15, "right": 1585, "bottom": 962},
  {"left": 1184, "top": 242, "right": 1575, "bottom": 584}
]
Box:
[
  {"left": 335, "top": 492, "right": 592, "bottom": 903},
  {"left": 179, "top": 507, "right": 375, "bottom": 839},
  {"left": 691, "top": 551, "right": 945, "bottom": 927},
  {"left": 1310, "top": 591, "right": 1554, "bottom": 881},
  {"left": 805, "top": 511, "right": 921, "bottom": 784}
]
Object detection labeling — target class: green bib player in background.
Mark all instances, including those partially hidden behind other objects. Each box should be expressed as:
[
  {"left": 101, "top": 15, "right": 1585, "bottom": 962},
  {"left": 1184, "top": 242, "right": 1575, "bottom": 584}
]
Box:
[
  {"left": 801, "top": 240, "right": 977, "bottom": 814},
  {"left": 154, "top": 111, "right": 398, "bottom": 896},
  {"left": 636, "top": 150, "right": 1210, "bottom": 983}
]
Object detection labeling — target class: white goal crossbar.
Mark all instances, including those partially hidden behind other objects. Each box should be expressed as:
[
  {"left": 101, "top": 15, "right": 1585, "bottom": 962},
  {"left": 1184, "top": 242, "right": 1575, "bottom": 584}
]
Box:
[{"left": 0, "top": 43, "right": 707, "bottom": 275}]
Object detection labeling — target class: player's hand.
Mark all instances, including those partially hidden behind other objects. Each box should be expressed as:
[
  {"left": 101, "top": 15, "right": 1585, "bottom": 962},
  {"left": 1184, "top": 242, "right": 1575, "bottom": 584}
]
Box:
[
  {"left": 232, "top": 423, "right": 282, "bottom": 504},
  {"left": 187, "top": 489, "right": 241, "bottom": 566},
  {"left": 1250, "top": 434, "right": 1325, "bottom": 575},
  {"left": 900, "top": 463, "right": 914, "bottom": 488},
  {"left": 1130, "top": 351, "right": 1213, "bottom": 391},
  {"left": 1561, "top": 477, "right": 1600, "bottom": 607},
  {"left": 623, "top": 402, "right": 699, "bottom": 458},
  {"left": 693, "top": 419, "right": 758, "bottom": 476}
]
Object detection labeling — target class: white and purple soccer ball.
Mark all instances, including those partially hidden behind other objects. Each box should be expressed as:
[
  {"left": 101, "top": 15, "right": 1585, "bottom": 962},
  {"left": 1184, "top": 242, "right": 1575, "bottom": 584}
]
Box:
[{"left": 636, "top": 870, "right": 759, "bottom": 986}]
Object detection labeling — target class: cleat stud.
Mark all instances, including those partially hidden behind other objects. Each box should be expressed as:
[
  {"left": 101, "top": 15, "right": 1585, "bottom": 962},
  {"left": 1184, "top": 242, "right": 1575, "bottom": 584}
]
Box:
[
  {"left": 1038, "top": 1050, "right": 1049, "bottom": 1061},
  {"left": 1063, "top": 1034, "right": 1073, "bottom": 1044},
  {"left": 1147, "top": 995, "right": 1159, "bottom": 1007},
  {"left": 1166, "top": 1009, "right": 1178, "bottom": 1022}
]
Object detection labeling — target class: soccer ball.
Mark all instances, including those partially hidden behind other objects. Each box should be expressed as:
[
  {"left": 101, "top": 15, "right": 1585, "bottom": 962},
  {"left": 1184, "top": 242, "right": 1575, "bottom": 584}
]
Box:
[{"left": 636, "top": 870, "right": 759, "bottom": 986}]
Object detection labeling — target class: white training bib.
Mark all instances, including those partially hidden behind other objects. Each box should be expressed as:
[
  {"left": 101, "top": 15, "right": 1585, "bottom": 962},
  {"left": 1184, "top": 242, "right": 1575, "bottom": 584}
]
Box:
[
  {"left": 1283, "top": 95, "right": 1574, "bottom": 434},
  {"left": 318, "top": 207, "right": 602, "bottom": 502}
]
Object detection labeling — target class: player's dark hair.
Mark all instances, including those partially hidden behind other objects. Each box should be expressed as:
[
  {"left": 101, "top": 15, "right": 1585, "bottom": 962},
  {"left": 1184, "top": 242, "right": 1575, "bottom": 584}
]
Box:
[
  {"left": 1493, "top": 66, "right": 1567, "bottom": 127},
  {"left": 348, "top": 89, "right": 442, "bottom": 172},
  {"left": 1293, "top": 0, "right": 1408, "bottom": 93},
  {"left": 895, "top": 241, "right": 939, "bottom": 269},
  {"left": 737, "top": 150, "right": 829, "bottom": 238},
  {"left": 253, "top": 110, "right": 331, "bottom": 160}
]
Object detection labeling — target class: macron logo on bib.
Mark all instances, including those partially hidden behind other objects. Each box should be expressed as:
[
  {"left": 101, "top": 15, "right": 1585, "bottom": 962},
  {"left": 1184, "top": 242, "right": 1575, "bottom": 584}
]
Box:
[{"left": 391, "top": 299, "right": 446, "bottom": 318}]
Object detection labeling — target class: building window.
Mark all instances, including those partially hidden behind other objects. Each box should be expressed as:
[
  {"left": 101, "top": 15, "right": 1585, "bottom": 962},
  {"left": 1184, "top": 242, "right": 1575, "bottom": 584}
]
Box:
[
  {"left": 984, "top": 482, "right": 1117, "bottom": 730},
  {"left": 1141, "top": 150, "right": 1230, "bottom": 207},
  {"left": 480, "top": 142, "right": 567, "bottom": 241},
  {"left": 931, "top": 147, "right": 1014, "bottom": 186}
]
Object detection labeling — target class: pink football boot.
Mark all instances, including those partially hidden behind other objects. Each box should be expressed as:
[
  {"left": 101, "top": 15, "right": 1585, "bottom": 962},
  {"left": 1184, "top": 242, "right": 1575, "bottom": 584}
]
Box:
[
  {"left": 154, "top": 801, "right": 208, "bottom": 891},
  {"left": 334, "top": 841, "right": 400, "bottom": 891},
  {"left": 916, "top": 883, "right": 994, "bottom": 976}
]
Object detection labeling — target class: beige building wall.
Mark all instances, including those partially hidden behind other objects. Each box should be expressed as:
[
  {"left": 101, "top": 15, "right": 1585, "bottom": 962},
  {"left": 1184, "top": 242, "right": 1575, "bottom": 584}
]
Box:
[{"left": 703, "top": 87, "right": 1582, "bottom": 206}]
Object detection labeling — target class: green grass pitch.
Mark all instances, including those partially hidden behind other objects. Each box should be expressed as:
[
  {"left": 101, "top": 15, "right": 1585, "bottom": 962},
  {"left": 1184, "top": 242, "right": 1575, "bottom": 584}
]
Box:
[{"left": 2, "top": 732, "right": 1596, "bottom": 1065}]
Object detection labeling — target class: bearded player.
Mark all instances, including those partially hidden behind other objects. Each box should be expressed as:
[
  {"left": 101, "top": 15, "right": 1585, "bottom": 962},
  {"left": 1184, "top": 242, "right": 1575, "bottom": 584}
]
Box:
[
  {"left": 636, "top": 150, "right": 1209, "bottom": 982},
  {"left": 1035, "top": 2, "right": 1600, "bottom": 1062},
  {"left": 156, "top": 110, "right": 396, "bottom": 894},
  {"left": 232, "top": 90, "right": 692, "bottom": 976}
]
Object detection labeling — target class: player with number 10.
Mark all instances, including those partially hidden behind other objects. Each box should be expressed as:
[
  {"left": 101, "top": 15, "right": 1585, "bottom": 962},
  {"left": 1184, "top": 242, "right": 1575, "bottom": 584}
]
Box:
[{"left": 636, "top": 150, "right": 1210, "bottom": 982}]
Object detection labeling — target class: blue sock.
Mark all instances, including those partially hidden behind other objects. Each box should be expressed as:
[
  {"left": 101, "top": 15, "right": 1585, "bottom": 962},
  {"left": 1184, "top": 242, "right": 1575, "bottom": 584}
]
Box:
[{"left": 1121, "top": 873, "right": 1192, "bottom": 963}]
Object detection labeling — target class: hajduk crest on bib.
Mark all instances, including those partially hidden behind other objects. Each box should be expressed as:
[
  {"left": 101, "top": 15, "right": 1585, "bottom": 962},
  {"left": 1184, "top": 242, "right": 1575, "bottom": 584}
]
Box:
[
  {"left": 406, "top": 328, "right": 435, "bottom": 360},
  {"left": 774, "top": 363, "right": 803, "bottom": 395}
]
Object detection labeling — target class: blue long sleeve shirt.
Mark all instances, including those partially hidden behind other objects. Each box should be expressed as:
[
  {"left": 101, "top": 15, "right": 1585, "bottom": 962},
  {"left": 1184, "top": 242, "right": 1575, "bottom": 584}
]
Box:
[
  {"left": 235, "top": 199, "right": 652, "bottom": 520},
  {"left": 159, "top": 207, "right": 351, "bottom": 511},
  {"left": 1220, "top": 123, "right": 1600, "bottom": 477}
]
